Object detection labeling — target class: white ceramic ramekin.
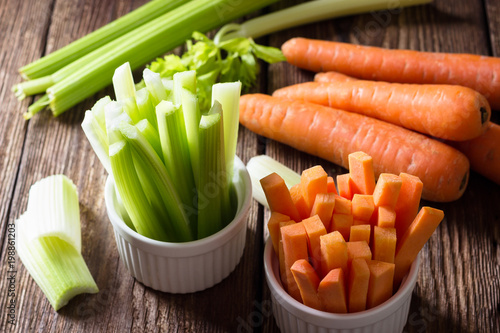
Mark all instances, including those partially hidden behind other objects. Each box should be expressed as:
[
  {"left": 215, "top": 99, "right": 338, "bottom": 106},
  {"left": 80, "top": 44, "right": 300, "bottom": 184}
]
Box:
[
  {"left": 105, "top": 156, "right": 252, "bottom": 294},
  {"left": 264, "top": 239, "right": 420, "bottom": 333}
]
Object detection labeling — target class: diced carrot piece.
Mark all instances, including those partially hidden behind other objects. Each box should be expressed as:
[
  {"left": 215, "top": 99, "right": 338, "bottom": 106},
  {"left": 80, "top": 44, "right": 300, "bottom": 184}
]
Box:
[
  {"left": 347, "top": 241, "right": 372, "bottom": 268},
  {"left": 290, "top": 183, "right": 310, "bottom": 220},
  {"left": 348, "top": 151, "right": 376, "bottom": 195},
  {"left": 333, "top": 194, "right": 352, "bottom": 215},
  {"left": 372, "top": 173, "right": 402, "bottom": 209},
  {"left": 336, "top": 173, "right": 354, "bottom": 200},
  {"left": 301, "top": 165, "right": 328, "bottom": 212},
  {"left": 377, "top": 206, "right": 396, "bottom": 228},
  {"left": 261, "top": 173, "right": 301, "bottom": 221},
  {"left": 366, "top": 260, "right": 395, "bottom": 309},
  {"left": 394, "top": 207, "right": 444, "bottom": 287},
  {"left": 352, "top": 194, "right": 375, "bottom": 222},
  {"left": 310, "top": 193, "right": 336, "bottom": 230},
  {"left": 281, "top": 222, "right": 309, "bottom": 302},
  {"left": 267, "top": 212, "right": 291, "bottom": 255},
  {"left": 373, "top": 227, "right": 397, "bottom": 263},
  {"left": 349, "top": 225, "right": 371, "bottom": 244},
  {"left": 302, "top": 215, "right": 327, "bottom": 270},
  {"left": 395, "top": 173, "right": 423, "bottom": 240},
  {"left": 348, "top": 258, "right": 370, "bottom": 313},
  {"left": 331, "top": 213, "right": 353, "bottom": 240},
  {"left": 327, "top": 176, "right": 338, "bottom": 194},
  {"left": 320, "top": 231, "right": 348, "bottom": 278},
  {"left": 318, "top": 268, "right": 347, "bottom": 313},
  {"left": 291, "top": 259, "right": 322, "bottom": 310}
]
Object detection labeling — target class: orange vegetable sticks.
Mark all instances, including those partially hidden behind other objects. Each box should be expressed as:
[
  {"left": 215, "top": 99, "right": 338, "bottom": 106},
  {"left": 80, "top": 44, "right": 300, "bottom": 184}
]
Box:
[
  {"left": 261, "top": 172, "right": 301, "bottom": 221},
  {"left": 318, "top": 268, "right": 348, "bottom": 313},
  {"left": 291, "top": 259, "right": 322, "bottom": 310}
]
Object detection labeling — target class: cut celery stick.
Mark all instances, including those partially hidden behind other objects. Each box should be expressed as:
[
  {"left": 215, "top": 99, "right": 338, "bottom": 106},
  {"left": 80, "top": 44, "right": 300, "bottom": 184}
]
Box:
[
  {"left": 136, "top": 88, "right": 157, "bottom": 130},
  {"left": 113, "top": 62, "right": 136, "bottom": 102},
  {"left": 19, "top": 0, "right": 191, "bottom": 80},
  {"left": 90, "top": 95, "right": 112, "bottom": 133},
  {"left": 246, "top": 155, "right": 301, "bottom": 208},
  {"left": 197, "top": 112, "right": 224, "bottom": 239},
  {"left": 82, "top": 111, "right": 111, "bottom": 174},
  {"left": 135, "top": 119, "right": 163, "bottom": 161},
  {"left": 119, "top": 123, "right": 194, "bottom": 241},
  {"left": 24, "top": 175, "right": 81, "bottom": 253},
  {"left": 211, "top": 81, "right": 241, "bottom": 181},
  {"left": 173, "top": 70, "right": 196, "bottom": 103},
  {"left": 143, "top": 68, "right": 169, "bottom": 105},
  {"left": 109, "top": 140, "right": 171, "bottom": 241}
]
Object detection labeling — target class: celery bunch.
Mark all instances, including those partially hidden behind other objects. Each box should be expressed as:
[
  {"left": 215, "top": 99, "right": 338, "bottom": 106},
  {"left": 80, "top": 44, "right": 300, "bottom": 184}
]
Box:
[{"left": 83, "top": 64, "right": 241, "bottom": 241}]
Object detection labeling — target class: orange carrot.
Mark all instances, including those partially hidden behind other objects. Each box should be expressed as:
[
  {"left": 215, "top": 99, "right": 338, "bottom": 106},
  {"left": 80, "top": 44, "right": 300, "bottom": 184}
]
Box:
[
  {"left": 346, "top": 241, "right": 372, "bottom": 268},
  {"left": 320, "top": 231, "right": 348, "bottom": 278},
  {"left": 281, "top": 222, "right": 309, "bottom": 302},
  {"left": 315, "top": 71, "right": 356, "bottom": 83},
  {"left": 349, "top": 224, "right": 371, "bottom": 244},
  {"left": 267, "top": 212, "right": 291, "bottom": 255},
  {"left": 310, "top": 193, "right": 336, "bottom": 230},
  {"left": 348, "top": 152, "right": 376, "bottom": 195},
  {"left": 336, "top": 173, "right": 354, "bottom": 200},
  {"left": 366, "top": 260, "right": 395, "bottom": 309},
  {"left": 261, "top": 172, "right": 301, "bottom": 221},
  {"left": 240, "top": 94, "right": 469, "bottom": 202},
  {"left": 377, "top": 206, "right": 396, "bottom": 228},
  {"left": 318, "top": 268, "right": 348, "bottom": 313},
  {"left": 372, "top": 173, "right": 402, "bottom": 209},
  {"left": 348, "top": 258, "right": 370, "bottom": 313},
  {"left": 372, "top": 226, "right": 397, "bottom": 264},
  {"left": 291, "top": 259, "right": 322, "bottom": 310},
  {"left": 333, "top": 194, "right": 352, "bottom": 215},
  {"left": 281, "top": 38, "right": 500, "bottom": 110},
  {"left": 290, "top": 184, "right": 310, "bottom": 220},
  {"left": 394, "top": 207, "right": 444, "bottom": 287},
  {"left": 273, "top": 79, "right": 490, "bottom": 141},
  {"left": 352, "top": 194, "right": 375, "bottom": 222},
  {"left": 331, "top": 213, "right": 353, "bottom": 240},
  {"left": 450, "top": 122, "right": 500, "bottom": 185},
  {"left": 301, "top": 165, "right": 328, "bottom": 212},
  {"left": 394, "top": 173, "right": 423, "bottom": 240},
  {"left": 327, "top": 176, "right": 338, "bottom": 194},
  {"left": 302, "top": 215, "right": 327, "bottom": 270}
]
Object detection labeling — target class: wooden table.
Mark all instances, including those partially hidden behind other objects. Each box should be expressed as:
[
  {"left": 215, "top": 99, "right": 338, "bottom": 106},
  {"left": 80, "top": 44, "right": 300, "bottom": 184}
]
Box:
[{"left": 0, "top": 0, "right": 499, "bottom": 332}]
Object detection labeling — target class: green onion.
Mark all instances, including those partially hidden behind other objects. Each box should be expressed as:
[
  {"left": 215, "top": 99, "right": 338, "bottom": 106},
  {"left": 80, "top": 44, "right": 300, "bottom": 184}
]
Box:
[
  {"left": 18, "top": 0, "right": 191, "bottom": 80},
  {"left": 15, "top": 175, "right": 98, "bottom": 311},
  {"left": 246, "top": 155, "right": 301, "bottom": 208}
]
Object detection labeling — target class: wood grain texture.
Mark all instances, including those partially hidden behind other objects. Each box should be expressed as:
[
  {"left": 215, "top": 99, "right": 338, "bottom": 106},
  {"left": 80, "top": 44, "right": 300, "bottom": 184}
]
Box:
[{"left": 0, "top": 0, "right": 498, "bottom": 332}]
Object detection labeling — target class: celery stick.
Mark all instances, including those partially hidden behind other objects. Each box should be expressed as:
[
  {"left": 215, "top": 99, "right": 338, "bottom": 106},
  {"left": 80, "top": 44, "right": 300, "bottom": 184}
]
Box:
[
  {"left": 109, "top": 140, "right": 171, "bottom": 241},
  {"left": 19, "top": 0, "right": 191, "bottom": 79},
  {"left": 136, "top": 87, "right": 158, "bottom": 130},
  {"left": 82, "top": 111, "right": 111, "bottom": 174},
  {"left": 90, "top": 96, "right": 112, "bottom": 133},
  {"left": 119, "top": 123, "right": 194, "bottom": 241},
  {"left": 173, "top": 70, "right": 196, "bottom": 103},
  {"left": 246, "top": 155, "right": 301, "bottom": 208},
  {"left": 113, "top": 62, "right": 136, "bottom": 102},
  {"left": 143, "top": 68, "right": 169, "bottom": 105},
  {"left": 197, "top": 112, "right": 225, "bottom": 239},
  {"left": 135, "top": 119, "right": 163, "bottom": 162},
  {"left": 211, "top": 81, "right": 241, "bottom": 181}
]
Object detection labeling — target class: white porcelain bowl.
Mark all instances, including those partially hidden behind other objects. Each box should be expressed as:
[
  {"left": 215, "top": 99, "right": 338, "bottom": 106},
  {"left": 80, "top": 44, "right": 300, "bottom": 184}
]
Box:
[
  {"left": 105, "top": 156, "right": 252, "bottom": 293},
  {"left": 263, "top": 239, "right": 420, "bottom": 333}
]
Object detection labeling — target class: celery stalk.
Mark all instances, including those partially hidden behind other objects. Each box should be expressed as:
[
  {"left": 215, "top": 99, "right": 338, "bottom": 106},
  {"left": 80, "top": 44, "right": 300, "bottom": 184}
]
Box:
[
  {"left": 136, "top": 88, "right": 158, "bottom": 130},
  {"left": 135, "top": 119, "right": 163, "bottom": 161},
  {"left": 246, "top": 155, "right": 301, "bottom": 208},
  {"left": 113, "top": 62, "right": 136, "bottom": 102},
  {"left": 19, "top": 0, "right": 191, "bottom": 80},
  {"left": 119, "top": 123, "right": 194, "bottom": 241},
  {"left": 144, "top": 68, "right": 170, "bottom": 105},
  {"left": 82, "top": 111, "right": 111, "bottom": 174}
]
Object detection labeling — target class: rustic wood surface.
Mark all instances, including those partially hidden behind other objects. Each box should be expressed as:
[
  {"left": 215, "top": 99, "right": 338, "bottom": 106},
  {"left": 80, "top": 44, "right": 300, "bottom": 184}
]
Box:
[{"left": 0, "top": 0, "right": 499, "bottom": 332}]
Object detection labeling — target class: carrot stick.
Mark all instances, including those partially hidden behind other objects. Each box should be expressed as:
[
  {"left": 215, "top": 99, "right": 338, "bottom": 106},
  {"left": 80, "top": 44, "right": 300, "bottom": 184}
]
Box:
[
  {"left": 290, "top": 184, "right": 310, "bottom": 220},
  {"left": 281, "top": 38, "right": 500, "bottom": 110},
  {"left": 302, "top": 215, "right": 327, "bottom": 271},
  {"left": 366, "top": 260, "right": 395, "bottom": 309},
  {"left": 348, "top": 152, "right": 376, "bottom": 195},
  {"left": 320, "top": 231, "right": 348, "bottom": 278},
  {"left": 260, "top": 172, "right": 301, "bottom": 221},
  {"left": 394, "top": 173, "right": 423, "bottom": 240},
  {"left": 336, "top": 173, "right": 354, "bottom": 200},
  {"left": 394, "top": 207, "right": 444, "bottom": 287},
  {"left": 331, "top": 213, "right": 353, "bottom": 240},
  {"left": 273, "top": 80, "right": 491, "bottom": 141},
  {"left": 310, "top": 193, "right": 336, "bottom": 230},
  {"left": 281, "top": 222, "right": 309, "bottom": 302},
  {"left": 327, "top": 176, "right": 338, "bottom": 194},
  {"left": 267, "top": 212, "right": 291, "bottom": 255},
  {"left": 348, "top": 258, "right": 370, "bottom": 313},
  {"left": 333, "top": 194, "right": 352, "bottom": 215},
  {"left": 291, "top": 259, "right": 323, "bottom": 310},
  {"left": 377, "top": 206, "right": 396, "bottom": 228},
  {"left": 352, "top": 194, "right": 375, "bottom": 222},
  {"left": 372, "top": 226, "right": 397, "bottom": 264},
  {"left": 349, "top": 224, "right": 371, "bottom": 244},
  {"left": 450, "top": 122, "right": 500, "bottom": 185},
  {"left": 240, "top": 94, "right": 470, "bottom": 202},
  {"left": 372, "top": 173, "right": 402, "bottom": 209},
  {"left": 346, "top": 241, "right": 372, "bottom": 268},
  {"left": 318, "top": 268, "right": 348, "bottom": 313},
  {"left": 301, "top": 165, "right": 328, "bottom": 212}
]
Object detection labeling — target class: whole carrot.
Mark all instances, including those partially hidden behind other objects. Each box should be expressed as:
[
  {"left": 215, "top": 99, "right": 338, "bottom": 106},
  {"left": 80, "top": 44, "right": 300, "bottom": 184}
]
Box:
[
  {"left": 315, "top": 71, "right": 356, "bottom": 83},
  {"left": 281, "top": 38, "right": 500, "bottom": 110},
  {"left": 272, "top": 79, "right": 491, "bottom": 141},
  {"left": 449, "top": 122, "right": 500, "bottom": 185},
  {"left": 239, "top": 94, "right": 470, "bottom": 202}
]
